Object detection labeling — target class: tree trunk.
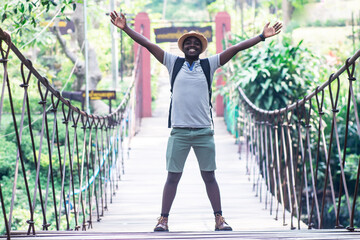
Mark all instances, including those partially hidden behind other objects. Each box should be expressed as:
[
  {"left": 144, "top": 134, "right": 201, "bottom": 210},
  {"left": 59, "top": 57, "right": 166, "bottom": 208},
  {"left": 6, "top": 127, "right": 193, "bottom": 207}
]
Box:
[
  {"left": 53, "top": 27, "right": 85, "bottom": 90},
  {"left": 282, "top": 0, "right": 293, "bottom": 30},
  {"left": 55, "top": 3, "right": 108, "bottom": 114},
  {"left": 72, "top": 4, "right": 102, "bottom": 90},
  {"left": 237, "top": 0, "right": 244, "bottom": 36}
]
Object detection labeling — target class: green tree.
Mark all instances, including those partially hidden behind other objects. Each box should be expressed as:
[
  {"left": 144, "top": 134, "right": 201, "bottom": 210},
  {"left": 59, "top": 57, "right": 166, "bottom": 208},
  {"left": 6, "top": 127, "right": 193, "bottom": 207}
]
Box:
[
  {"left": 1, "top": 1, "right": 77, "bottom": 46},
  {"left": 224, "top": 35, "right": 322, "bottom": 110}
]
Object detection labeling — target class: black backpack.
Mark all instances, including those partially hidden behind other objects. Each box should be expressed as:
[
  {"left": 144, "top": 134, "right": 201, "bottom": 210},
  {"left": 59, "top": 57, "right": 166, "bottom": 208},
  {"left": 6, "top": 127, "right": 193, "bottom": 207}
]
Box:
[{"left": 168, "top": 57, "right": 213, "bottom": 128}]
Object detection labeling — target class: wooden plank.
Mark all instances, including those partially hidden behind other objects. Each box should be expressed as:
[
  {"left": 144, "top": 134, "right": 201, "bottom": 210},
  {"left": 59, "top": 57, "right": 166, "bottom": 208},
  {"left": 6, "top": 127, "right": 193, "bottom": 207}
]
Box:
[{"left": 8, "top": 229, "right": 360, "bottom": 239}]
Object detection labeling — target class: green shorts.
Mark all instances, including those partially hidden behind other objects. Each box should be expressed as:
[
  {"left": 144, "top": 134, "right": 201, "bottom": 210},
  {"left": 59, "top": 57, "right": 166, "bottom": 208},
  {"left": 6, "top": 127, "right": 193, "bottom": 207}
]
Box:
[{"left": 166, "top": 127, "right": 216, "bottom": 173}]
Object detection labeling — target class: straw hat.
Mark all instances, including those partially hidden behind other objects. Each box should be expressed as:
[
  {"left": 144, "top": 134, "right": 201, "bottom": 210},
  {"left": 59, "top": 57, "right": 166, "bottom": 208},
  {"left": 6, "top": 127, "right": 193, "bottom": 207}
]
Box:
[{"left": 177, "top": 31, "right": 208, "bottom": 54}]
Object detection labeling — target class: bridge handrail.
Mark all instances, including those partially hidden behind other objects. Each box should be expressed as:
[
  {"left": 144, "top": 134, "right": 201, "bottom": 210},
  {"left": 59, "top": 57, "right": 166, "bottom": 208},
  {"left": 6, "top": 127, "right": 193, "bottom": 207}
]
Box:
[
  {"left": 0, "top": 26, "right": 142, "bottom": 239},
  {"left": 220, "top": 17, "right": 360, "bottom": 231},
  {"left": 231, "top": 47, "right": 360, "bottom": 231},
  {"left": 0, "top": 28, "right": 133, "bottom": 119}
]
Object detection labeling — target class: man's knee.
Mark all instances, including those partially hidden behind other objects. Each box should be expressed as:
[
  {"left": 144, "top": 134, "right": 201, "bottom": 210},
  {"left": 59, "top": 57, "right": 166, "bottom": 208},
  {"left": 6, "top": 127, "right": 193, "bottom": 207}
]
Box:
[
  {"left": 201, "top": 170, "right": 216, "bottom": 184},
  {"left": 166, "top": 172, "right": 182, "bottom": 185}
]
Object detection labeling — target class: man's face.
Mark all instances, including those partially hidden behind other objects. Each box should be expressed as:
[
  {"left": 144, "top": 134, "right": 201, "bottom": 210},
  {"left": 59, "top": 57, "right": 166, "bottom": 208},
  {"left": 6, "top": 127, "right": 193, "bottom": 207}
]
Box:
[{"left": 183, "top": 36, "right": 202, "bottom": 58}]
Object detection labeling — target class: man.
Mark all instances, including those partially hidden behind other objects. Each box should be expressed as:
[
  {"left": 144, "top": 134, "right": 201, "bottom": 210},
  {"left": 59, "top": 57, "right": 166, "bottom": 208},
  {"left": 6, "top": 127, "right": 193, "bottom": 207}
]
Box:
[{"left": 110, "top": 11, "right": 282, "bottom": 232}]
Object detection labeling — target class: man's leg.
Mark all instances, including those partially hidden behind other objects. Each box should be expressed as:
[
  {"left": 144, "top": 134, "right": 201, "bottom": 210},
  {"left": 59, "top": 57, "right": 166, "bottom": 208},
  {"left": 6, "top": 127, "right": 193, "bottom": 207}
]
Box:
[
  {"left": 161, "top": 171, "right": 183, "bottom": 214},
  {"left": 154, "top": 171, "right": 182, "bottom": 232},
  {"left": 201, "top": 170, "right": 232, "bottom": 231},
  {"left": 155, "top": 128, "right": 190, "bottom": 231},
  {"left": 200, "top": 170, "right": 221, "bottom": 212}
]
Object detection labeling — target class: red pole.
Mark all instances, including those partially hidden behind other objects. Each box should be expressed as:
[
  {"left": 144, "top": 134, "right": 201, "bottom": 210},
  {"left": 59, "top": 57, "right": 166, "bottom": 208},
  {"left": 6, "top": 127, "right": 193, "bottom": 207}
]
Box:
[
  {"left": 215, "top": 11, "right": 231, "bottom": 117},
  {"left": 134, "top": 12, "right": 152, "bottom": 117}
]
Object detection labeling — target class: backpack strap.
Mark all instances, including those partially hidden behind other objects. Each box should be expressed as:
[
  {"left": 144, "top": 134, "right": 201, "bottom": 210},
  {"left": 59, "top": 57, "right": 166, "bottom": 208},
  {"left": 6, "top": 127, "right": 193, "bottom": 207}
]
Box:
[
  {"left": 170, "top": 57, "right": 185, "bottom": 92},
  {"left": 200, "top": 59, "right": 211, "bottom": 94},
  {"left": 199, "top": 58, "right": 214, "bottom": 128},
  {"left": 168, "top": 57, "right": 185, "bottom": 128}
]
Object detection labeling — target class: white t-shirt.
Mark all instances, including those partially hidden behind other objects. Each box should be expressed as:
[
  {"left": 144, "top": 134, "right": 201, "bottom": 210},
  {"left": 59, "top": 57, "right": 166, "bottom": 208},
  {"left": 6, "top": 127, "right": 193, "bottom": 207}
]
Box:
[{"left": 163, "top": 52, "right": 221, "bottom": 128}]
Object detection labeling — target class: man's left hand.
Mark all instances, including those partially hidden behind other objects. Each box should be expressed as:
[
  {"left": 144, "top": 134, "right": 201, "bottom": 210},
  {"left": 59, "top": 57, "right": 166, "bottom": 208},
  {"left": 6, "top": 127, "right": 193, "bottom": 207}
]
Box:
[{"left": 263, "top": 22, "right": 282, "bottom": 39}]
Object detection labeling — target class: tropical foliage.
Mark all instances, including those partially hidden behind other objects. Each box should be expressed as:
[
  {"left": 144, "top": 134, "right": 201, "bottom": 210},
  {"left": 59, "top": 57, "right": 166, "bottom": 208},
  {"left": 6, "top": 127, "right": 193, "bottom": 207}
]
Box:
[
  {"left": 225, "top": 35, "right": 322, "bottom": 110},
  {"left": 1, "top": 0, "right": 78, "bottom": 46}
]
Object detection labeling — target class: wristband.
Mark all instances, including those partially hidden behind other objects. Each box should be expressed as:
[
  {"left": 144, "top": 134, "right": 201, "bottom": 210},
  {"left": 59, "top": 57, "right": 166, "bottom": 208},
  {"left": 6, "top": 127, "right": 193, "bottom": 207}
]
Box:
[{"left": 259, "top": 33, "right": 265, "bottom": 41}]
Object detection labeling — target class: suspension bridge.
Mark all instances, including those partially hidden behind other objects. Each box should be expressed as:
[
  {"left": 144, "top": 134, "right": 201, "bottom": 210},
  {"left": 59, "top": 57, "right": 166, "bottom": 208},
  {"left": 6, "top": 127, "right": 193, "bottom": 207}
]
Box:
[{"left": 1, "top": 11, "right": 360, "bottom": 240}]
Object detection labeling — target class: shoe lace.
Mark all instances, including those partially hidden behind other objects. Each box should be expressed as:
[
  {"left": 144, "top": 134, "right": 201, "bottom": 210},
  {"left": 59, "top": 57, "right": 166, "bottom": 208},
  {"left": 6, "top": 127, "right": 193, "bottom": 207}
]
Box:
[
  {"left": 157, "top": 216, "right": 168, "bottom": 225},
  {"left": 215, "top": 214, "right": 227, "bottom": 224}
]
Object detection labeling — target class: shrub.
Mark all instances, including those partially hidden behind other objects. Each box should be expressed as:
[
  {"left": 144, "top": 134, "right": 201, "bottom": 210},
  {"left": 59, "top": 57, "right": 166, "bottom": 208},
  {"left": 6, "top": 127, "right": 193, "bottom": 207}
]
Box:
[{"left": 224, "top": 35, "right": 322, "bottom": 110}]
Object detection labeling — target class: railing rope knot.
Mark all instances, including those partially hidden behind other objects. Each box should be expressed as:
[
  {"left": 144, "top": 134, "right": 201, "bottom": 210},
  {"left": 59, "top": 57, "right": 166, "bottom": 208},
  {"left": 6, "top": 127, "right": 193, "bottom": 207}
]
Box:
[
  {"left": 303, "top": 100, "right": 312, "bottom": 128},
  {"left": 88, "top": 114, "right": 94, "bottom": 129},
  {"left": 315, "top": 87, "right": 325, "bottom": 116},
  {"left": 82, "top": 222, "right": 87, "bottom": 231},
  {"left": 71, "top": 108, "right": 81, "bottom": 128},
  {"left": 62, "top": 101, "right": 71, "bottom": 124},
  {"left": 37, "top": 79, "right": 49, "bottom": 105},
  {"left": 346, "top": 58, "right": 356, "bottom": 80},
  {"left": 81, "top": 113, "right": 89, "bottom": 130},
  {"left": 328, "top": 74, "right": 340, "bottom": 112},
  {"left": 42, "top": 223, "right": 51, "bottom": 229},
  {"left": 26, "top": 219, "right": 35, "bottom": 235},
  {"left": 87, "top": 219, "right": 93, "bottom": 229},
  {"left": 20, "top": 61, "right": 32, "bottom": 88},
  {"left": 348, "top": 77, "right": 356, "bottom": 81},
  {"left": 50, "top": 94, "right": 60, "bottom": 113}
]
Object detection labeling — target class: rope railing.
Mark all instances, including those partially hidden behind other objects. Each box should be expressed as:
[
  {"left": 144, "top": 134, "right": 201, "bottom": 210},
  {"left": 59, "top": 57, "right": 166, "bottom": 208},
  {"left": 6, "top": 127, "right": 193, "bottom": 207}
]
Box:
[
  {"left": 220, "top": 21, "right": 360, "bottom": 231},
  {"left": 0, "top": 27, "right": 141, "bottom": 238},
  {"left": 234, "top": 49, "right": 360, "bottom": 230}
]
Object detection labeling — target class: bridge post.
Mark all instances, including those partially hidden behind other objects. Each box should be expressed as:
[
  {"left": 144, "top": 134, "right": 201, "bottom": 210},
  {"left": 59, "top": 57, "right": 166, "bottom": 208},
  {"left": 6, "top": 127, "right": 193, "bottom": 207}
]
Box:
[
  {"left": 215, "top": 11, "right": 231, "bottom": 117},
  {"left": 134, "top": 12, "right": 152, "bottom": 117}
]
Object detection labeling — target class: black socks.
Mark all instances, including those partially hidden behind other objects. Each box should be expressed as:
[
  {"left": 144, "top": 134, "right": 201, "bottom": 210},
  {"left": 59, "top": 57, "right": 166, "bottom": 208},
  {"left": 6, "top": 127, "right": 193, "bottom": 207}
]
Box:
[{"left": 214, "top": 210, "right": 222, "bottom": 216}]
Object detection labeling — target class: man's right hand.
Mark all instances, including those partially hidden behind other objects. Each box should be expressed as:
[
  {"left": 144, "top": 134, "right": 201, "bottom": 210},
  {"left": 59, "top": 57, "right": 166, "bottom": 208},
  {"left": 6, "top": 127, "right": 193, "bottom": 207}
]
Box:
[
  {"left": 110, "top": 10, "right": 165, "bottom": 64},
  {"left": 110, "top": 11, "right": 127, "bottom": 30}
]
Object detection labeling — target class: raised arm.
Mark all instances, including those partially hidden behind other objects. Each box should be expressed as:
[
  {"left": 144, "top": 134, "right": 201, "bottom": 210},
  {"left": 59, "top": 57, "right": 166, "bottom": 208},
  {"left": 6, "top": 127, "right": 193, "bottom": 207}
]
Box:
[
  {"left": 219, "top": 22, "right": 282, "bottom": 66},
  {"left": 110, "top": 11, "right": 164, "bottom": 64}
]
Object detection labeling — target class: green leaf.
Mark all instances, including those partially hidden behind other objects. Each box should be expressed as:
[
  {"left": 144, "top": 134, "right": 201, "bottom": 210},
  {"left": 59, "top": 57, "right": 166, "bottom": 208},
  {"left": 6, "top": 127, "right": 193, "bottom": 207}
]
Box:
[
  {"left": 281, "top": 81, "right": 290, "bottom": 93},
  {"left": 20, "top": 15, "right": 26, "bottom": 25},
  {"left": 264, "top": 97, "right": 272, "bottom": 109},
  {"left": 1, "top": 13, "right": 7, "bottom": 22},
  {"left": 274, "top": 84, "right": 281, "bottom": 92},
  {"left": 20, "top": 3, "right": 25, "bottom": 13},
  {"left": 31, "top": 17, "right": 36, "bottom": 27},
  {"left": 268, "top": 92, "right": 273, "bottom": 106},
  {"left": 73, "top": 3, "right": 76, "bottom": 11},
  {"left": 261, "top": 69, "right": 270, "bottom": 78},
  {"left": 261, "top": 79, "right": 272, "bottom": 89}
]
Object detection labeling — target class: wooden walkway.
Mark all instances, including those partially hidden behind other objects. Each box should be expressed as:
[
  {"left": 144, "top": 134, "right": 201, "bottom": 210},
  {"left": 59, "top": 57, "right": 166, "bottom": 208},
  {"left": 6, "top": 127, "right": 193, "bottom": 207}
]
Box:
[
  {"left": 7, "top": 76, "right": 360, "bottom": 239},
  {"left": 85, "top": 75, "right": 298, "bottom": 233}
]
